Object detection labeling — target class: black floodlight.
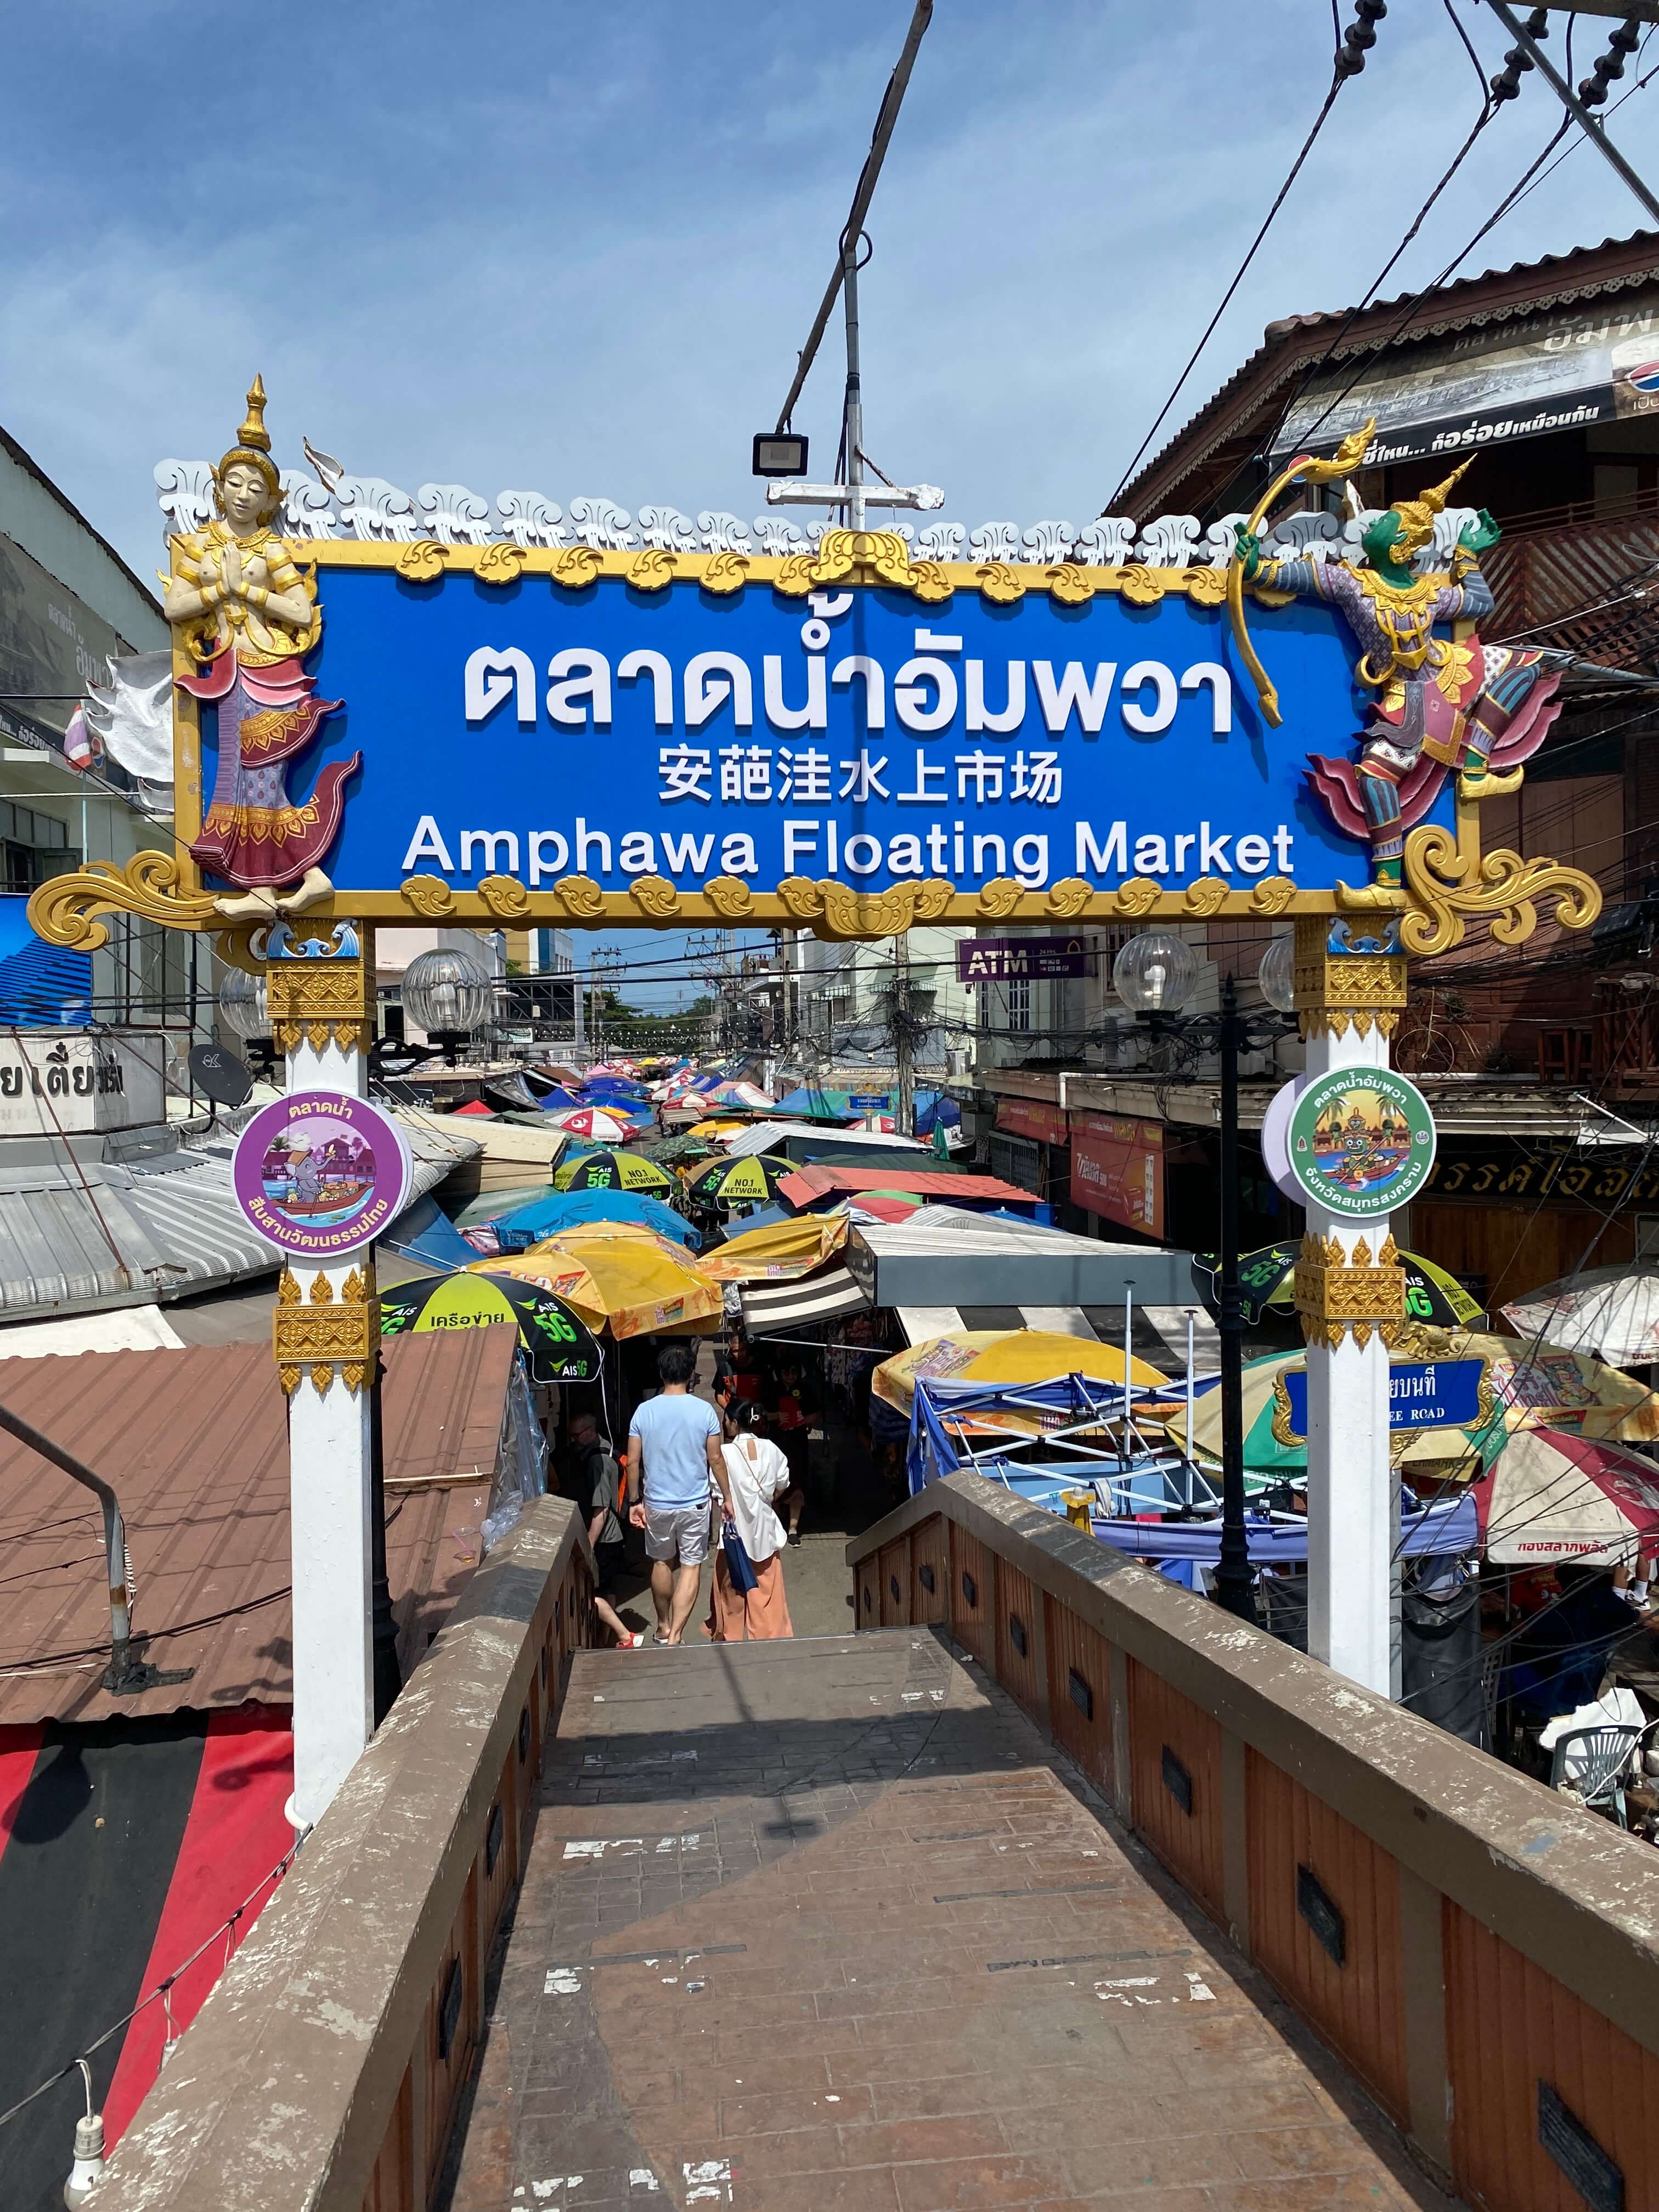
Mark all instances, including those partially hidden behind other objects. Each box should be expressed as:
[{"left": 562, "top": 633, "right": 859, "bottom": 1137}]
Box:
[{"left": 753, "top": 431, "right": 808, "bottom": 478}]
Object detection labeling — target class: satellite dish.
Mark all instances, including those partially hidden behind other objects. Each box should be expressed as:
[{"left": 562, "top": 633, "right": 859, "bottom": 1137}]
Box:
[{"left": 189, "top": 1042, "right": 253, "bottom": 1109}]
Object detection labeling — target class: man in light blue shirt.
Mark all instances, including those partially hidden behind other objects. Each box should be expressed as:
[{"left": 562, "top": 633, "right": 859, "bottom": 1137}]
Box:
[{"left": 627, "top": 1341, "right": 732, "bottom": 1644}]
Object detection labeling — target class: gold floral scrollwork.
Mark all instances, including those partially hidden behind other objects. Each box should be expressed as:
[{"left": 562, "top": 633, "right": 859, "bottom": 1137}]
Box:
[
  {"left": 907, "top": 560, "right": 953, "bottom": 605},
  {"left": 1183, "top": 877, "right": 1229, "bottom": 917},
  {"left": 1182, "top": 567, "right": 1228, "bottom": 607},
  {"left": 706, "top": 875, "right": 755, "bottom": 919},
  {"left": 266, "top": 951, "right": 371, "bottom": 1055},
  {"left": 1120, "top": 566, "right": 1167, "bottom": 607},
  {"left": 817, "top": 881, "right": 918, "bottom": 939},
  {"left": 701, "top": 552, "right": 749, "bottom": 596},
  {"left": 775, "top": 876, "right": 827, "bottom": 922},
  {"left": 629, "top": 874, "right": 681, "bottom": 919},
  {"left": 478, "top": 874, "right": 531, "bottom": 919},
  {"left": 212, "top": 924, "right": 264, "bottom": 977},
  {"left": 396, "top": 539, "right": 446, "bottom": 584},
  {"left": 626, "top": 547, "right": 675, "bottom": 592},
  {"left": 552, "top": 874, "right": 606, "bottom": 921},
  {"left": 400, "top": 874, "right": 456, "bottom": 917},
  {"left": 25, "top": 850, "right": 221, "bottom": 952},
  {"left": 977, "top": 878, "right": 1024, "bottom": 919},
  {"left": 975, "top": 562, "right": 1025, "bottom": 606},
  {"left": 1249, "top": 876, "right": 1297, "bottom": 916},
  {"left": 1046, "top": 877, "right": 1093, "bottom": 918},
  {"left": 1046, "top": 566, "right": 1096, "bottom": 608},
  {"left": 551, "top": 544, "right": 603, "bottom": 591},
  {"left": 273, "top": 1264, "right": 379, "bottom": 1396},
  {"left": 1292, "top": 1231, "right": 1406, "bottom": 1353},
  {"left": 475, "top": 540, "right": 526, "bottom": 587},
  {"left": 1115, "top": 877, "right": 1163, "bottom": 917},
  {"left": 912, "top": 877, "right": 955, "bottom": 922},
  {"left": 1400, "top": 825, "right": 1602, "bottom": 957},
  {"left": 774, "top": 554, "right": 817, "bottom": 599}
]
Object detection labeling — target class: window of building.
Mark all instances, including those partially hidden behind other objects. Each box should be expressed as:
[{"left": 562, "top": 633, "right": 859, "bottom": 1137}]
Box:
[
  {"left": 1005, "top": 977, "right": 1031, "bottom": 1032},
  {"left": 0, "top": 800, "right": 78, "bottom": 895}
]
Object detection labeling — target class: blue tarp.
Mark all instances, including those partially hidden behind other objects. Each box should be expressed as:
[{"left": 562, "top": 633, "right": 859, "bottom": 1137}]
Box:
[
  {"left": 913, "top": 1090, "right": 962, "bottom": 1139},
  {"left": 380, "top": 1192, "right": 481, "bottom": 1272},
  {"left": 488, "top": 1187, "right": 699, "bottom": 1250},
  {"left": 538, "top": 1085, "right": 585, "bottom": 1110}
]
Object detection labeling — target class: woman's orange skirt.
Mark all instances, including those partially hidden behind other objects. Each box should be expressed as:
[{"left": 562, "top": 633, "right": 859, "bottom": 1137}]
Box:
[{"left": 707, "top": 1550, "right": 794, "bottom": 1641}]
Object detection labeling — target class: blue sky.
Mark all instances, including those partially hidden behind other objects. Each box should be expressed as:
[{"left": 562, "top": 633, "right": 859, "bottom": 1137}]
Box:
[{"left": 3, "top": 1, "right": 1655, "bottom": 1004}]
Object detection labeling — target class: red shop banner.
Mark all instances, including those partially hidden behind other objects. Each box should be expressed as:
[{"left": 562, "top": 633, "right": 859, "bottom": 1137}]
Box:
[
  {"left": 1070, "top": 1113, "right": 1165, "bottom": 1237},
  {"left": 995, "top": 1097, "right": 1069, "bottom": 1147}
]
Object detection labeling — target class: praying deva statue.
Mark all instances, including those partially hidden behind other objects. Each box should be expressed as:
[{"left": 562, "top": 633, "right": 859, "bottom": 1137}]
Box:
[
  {"left": 165, "top": 377, "right": 358, "bottom": 921},
  {"left": 1234, "top": 451, "right": 1560, "bottom": 909}
]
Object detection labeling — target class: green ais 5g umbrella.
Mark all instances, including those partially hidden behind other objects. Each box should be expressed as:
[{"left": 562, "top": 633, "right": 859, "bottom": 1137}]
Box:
[
  {"left": 1191, "top": 1241, "right": 1482, "bottom": 1330},
  {"left": 379, "top": 1271, "right": 602, "bottom": 1383}
]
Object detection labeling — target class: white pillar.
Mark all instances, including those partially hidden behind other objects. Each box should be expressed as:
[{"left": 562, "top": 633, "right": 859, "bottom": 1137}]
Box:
[
  {"left": 1297, "top": 923, "right": 1407, "bottom": 1700},
  {"left": 263, "top": 933, "right": 380, "bottom": 1836}
]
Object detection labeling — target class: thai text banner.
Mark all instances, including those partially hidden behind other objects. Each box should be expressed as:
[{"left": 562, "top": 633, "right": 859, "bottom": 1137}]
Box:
[
  {"left": 1282, "top": 1357, "right": 1485, "bottom": 1436},
  {"left": 235, "top": 569, "right": 1434, "bottom": 899}
]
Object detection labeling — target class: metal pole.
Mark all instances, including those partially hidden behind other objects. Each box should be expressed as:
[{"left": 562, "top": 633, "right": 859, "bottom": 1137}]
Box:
[
  {"left": 844, "top": 234, "right": 866, "bottom": 532},
  {"left": 891, "top": 933, "right": 912, "bottom": 1132},
  {"left": 0, "top": 1398, "right": 148, "bottom": 1690},
  {"left": 1484, "top": 1, "right": 1659, "bottom": 222},
  {"left": 1121, "top": 1282, "right": 1134, "bottom": 1475},
  {"left": 1215, "top": 977, "right": 1256, "bottom": 1622},
  {"left": 774, "top": 0, "right": 934, "bottom": 434},
  {"left": 366, "top": 1344, "right": 402, "bottom": 1724},
  {"left": 1184, "top": 1307, "right": 1196, "bottom": 1506}
]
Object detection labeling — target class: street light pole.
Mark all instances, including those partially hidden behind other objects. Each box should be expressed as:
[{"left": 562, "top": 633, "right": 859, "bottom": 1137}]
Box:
[{"left": 1215, "top": 975, "right": 1256, "bottom": 1623}]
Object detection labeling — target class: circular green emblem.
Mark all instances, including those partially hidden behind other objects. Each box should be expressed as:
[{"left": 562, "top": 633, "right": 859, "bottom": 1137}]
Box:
[{"left": 1284, "top": 1066, "right": 1436, "bottom": 1219}]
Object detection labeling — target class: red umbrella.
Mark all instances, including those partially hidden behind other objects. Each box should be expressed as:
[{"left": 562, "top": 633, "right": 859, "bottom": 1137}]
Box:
[{"left": 1474, "top": 1427, "right": 1659, "bottom": 1567}]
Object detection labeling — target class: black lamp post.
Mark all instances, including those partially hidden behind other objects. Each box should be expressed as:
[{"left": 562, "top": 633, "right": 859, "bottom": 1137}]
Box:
[{"left": 1113, "top": 933, "right": 1297, "bottom": 1624}]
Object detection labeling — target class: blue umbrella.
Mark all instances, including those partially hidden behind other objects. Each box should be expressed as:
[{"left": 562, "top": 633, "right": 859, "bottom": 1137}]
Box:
[
  {"left": 380, "top": 1192, "right": 482, "bottom": 1272},
  {"left": 486, "top": 1186, "right": 700, "bottom": 1252},
  {"left": 538, "top": 1085, "right": 586, "bottom": 1111}
]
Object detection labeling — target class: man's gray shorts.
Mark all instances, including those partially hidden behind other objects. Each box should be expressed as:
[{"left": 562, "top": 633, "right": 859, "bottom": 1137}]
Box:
[{"left": 644, "top": 1503, "right": 710, "bottom": 1566}]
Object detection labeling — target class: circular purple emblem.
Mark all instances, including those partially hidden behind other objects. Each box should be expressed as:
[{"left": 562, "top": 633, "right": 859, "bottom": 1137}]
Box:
[{"left": 232, "top": 1090, "right": 411, "bottom": 1259}]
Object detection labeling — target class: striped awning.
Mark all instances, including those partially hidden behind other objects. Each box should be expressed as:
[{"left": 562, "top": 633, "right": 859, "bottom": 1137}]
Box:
[{"left": 740, "top": 1265, "right": 871, "bottom": 1336}]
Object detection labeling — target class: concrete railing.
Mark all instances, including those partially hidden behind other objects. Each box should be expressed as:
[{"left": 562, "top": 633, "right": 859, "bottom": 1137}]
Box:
[
  {"left": 850, "top": 1472, "right": 1659, "bottom": 2210},
  {"left": 98, "top": 1496, "right": 595, "bottom": 2212}
]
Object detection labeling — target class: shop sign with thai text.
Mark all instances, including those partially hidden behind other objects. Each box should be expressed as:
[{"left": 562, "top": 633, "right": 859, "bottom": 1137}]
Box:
[{"left": 1070, "top": 1111, "right": 1164, "bottom": 1238}]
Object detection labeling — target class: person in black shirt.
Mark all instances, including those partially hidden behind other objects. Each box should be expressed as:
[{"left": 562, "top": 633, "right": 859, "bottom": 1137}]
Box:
[{"left": 569, "top": 1411, "right": 644, "bottom": 1649}]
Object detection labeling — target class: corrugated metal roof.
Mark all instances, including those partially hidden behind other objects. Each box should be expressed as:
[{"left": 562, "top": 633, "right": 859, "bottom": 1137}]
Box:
[
  {"left": 0, "top": 1325, "right": 516, "bottom": 1726},
  {"left": 0, "top": 1102, "right": 478, "bottom": 1323}
]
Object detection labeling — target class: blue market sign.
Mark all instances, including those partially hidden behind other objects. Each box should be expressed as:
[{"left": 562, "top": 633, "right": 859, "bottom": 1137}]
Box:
[
  {"left": 25, "top": 386, "right": 1605, "bottom": 953},
  {"left": 1279, "top": 1357, "right": 1487, "bottom": 1439}
]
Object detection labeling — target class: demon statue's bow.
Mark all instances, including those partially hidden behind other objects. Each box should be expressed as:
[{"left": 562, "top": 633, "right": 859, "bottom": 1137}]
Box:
[{"left": 1227, "top": 420, "right": 1559, "bottom": 910}]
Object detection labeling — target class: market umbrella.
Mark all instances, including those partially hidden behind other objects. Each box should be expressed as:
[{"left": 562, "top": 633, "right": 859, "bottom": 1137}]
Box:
[
  {"left": 1503, "top": 1261, "right": 1659, "bottom": 1367},
  {"left": 475, "top": 1187, "right": 698, "bottom": 1255},
  {"left": 478, "top": 1223, "right": 721, "bottom": 1339},
  {"left": 1473, "top": 1427, "right": 1659, "bottom": 1565},
  {"left": 1191, "top": 1241, "right": 1483, "bottom": 1330},
  {"left": 683, "top": 1152, "right": 792, "bottom": 1210},
  {"left": 554, "top": 1147, "right": 673, "bottom": 1195},
  {"left": 873, "top": 1329, "right": 1166, "bottom": 1438},
  {"left": 701, "top": 1080, "right": 776, "bottom": 1111},
  {"left": 700, "top": 1211, "right": 849, "bottom": 1283},
  {"left": 537, "top": 1085, "right": 586, "bottom": 1111},
  {"left": 544, "top": 1105, "right": 636, "bottom": 1142},
  {"left": 379, "top": 1273, "right": 601, "bottom": 1383}
]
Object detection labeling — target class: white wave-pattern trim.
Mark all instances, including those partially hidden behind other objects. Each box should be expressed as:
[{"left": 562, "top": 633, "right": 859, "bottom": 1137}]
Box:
[{"left": 155, "top": 464, "right": 1474, "bottom": 573}]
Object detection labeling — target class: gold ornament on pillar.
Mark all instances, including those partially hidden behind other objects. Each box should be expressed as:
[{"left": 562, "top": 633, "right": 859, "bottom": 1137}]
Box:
[
  {"left": 258, "top": 917, "right": 374, "bottom": 1056},
  {"left": 1291, "top": 915, "right": 1408, "bottom": 1041},
  {"left": 1292, "top": 1232, "right": 1406, "bottom": 1353},
  {"left": 273, "top": 1264, "right": 378, "bottom": 1396}
]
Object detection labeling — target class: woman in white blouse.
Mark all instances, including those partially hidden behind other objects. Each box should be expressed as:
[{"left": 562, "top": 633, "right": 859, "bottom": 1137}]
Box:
[{"left": 707, "top": 1401, "right": 795, "bottom": 1641}]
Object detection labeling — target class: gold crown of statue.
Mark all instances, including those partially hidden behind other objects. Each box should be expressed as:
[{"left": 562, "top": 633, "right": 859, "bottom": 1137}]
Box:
[
  {"left": 1388, "top": 458, "right": 1473, "bottom": 555},
  {"left": 214, "top": 374, "right": 281, "bottom": 507}
]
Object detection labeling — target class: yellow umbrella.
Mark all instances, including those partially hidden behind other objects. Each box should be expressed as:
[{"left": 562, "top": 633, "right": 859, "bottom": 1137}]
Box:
[
  {"left": 873, "top": 1328, "right": 1166, "bottom": 1438},
  {"left": 699, "top": 1213, "right": 849, "bottom": 1284},
  {"left": 475, "top": 1223, "right": 721, "bottom": 1339}
]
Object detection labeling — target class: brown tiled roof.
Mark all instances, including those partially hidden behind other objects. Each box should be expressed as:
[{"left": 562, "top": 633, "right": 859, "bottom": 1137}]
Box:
[
  {"left": 1120, "top": 229, "right": 1659, "bottom": 517},
  {"left": 0, "top": 1327, "right": 516, "bottom": 1725}
]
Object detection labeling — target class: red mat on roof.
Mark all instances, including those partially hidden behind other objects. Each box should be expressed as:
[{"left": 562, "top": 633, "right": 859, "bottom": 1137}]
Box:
[
  {"left": 0, "top": 1725, "right": 44, "bottom": 1857},
  {"left": 101, "top": 1707, "right": 294, "bottom": 2146}
]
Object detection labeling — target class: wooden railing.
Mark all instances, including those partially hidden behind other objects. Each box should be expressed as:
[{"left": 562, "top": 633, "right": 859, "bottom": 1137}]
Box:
[
  {"left": 93, "top": 1496, "right": 594, "bottom": 2212},
  {"left": 850, "top": 1472, "right": 1659, "bottom": 2210}
]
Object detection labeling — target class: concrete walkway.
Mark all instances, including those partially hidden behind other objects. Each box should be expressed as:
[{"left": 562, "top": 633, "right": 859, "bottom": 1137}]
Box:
[{"left": 443, "top": 1630, "right": 1457, "bottom": 2211}]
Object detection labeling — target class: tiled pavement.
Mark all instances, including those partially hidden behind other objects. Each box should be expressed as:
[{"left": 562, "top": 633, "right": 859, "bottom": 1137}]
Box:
[{"left": 443, "top": 1630, "right": 1458, "bottom": 2212}]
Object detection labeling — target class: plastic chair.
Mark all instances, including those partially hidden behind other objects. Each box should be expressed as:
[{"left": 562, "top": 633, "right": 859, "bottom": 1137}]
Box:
[{"left": 1548, "top": 1724, "right": 1643, "bottom": 1826}]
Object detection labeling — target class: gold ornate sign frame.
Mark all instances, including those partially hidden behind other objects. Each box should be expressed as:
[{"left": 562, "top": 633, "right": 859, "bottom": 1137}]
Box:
[{"left": 28, "top": 529, "right": 1603, "bottom": 949}]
